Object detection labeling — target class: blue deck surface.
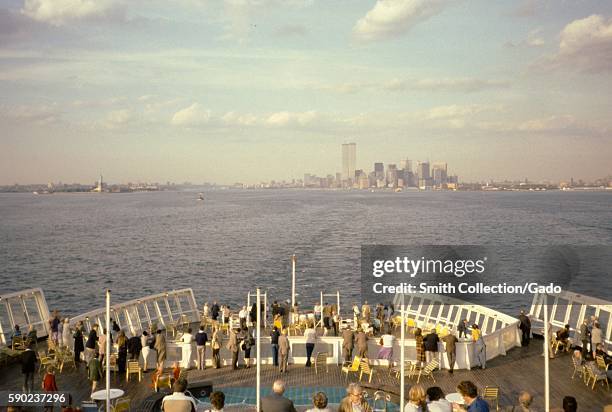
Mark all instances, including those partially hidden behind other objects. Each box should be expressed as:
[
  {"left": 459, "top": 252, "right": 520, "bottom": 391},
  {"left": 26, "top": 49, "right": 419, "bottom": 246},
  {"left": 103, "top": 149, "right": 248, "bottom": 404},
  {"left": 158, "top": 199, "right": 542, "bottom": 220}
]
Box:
[{"left": 199, "top": 386, "right": 399, "bottom": 410}]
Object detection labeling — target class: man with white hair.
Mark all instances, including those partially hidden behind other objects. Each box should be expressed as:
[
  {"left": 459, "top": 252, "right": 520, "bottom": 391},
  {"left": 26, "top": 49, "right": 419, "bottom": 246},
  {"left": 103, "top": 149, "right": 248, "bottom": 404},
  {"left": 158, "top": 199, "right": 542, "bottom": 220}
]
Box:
[{"left": 261, "top": 380, "right": 297, "bottom": 412}]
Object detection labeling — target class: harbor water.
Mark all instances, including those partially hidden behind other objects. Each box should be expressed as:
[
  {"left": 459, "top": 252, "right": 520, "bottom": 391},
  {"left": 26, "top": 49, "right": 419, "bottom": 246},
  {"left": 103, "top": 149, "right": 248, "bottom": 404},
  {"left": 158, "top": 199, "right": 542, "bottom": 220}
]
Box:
[{"left": 1, "top": 190, "right": 611, "bottom": 317}]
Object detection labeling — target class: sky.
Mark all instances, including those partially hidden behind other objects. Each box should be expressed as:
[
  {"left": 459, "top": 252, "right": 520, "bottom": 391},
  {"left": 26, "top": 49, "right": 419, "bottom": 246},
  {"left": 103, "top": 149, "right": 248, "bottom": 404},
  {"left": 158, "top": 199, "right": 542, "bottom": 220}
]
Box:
[{"left": 0, "top": 0, "right": 611, "bottom": 185}]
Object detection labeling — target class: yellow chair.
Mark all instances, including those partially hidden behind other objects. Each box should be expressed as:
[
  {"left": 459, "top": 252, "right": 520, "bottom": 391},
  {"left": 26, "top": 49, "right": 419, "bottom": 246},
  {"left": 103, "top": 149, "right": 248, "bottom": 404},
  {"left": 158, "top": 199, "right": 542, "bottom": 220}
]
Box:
[
  {"left": 595, "top": 355, "right": 610, "bottom": 371},
  {"left": 342, "top": 356, "right": 361, "bottom": 381},
  {"left": 358, "top": 359, "right": 375, "bottom": 383},
  {"left": 482, "top": 386, "right": 500, "bottom": 411},
  {"left": 410, "top": 358, "right": 439, "bottom": 384},
  {"left": 571, "top": 355, "right": 585, "bottom": 382},
  {"left": 126, "top": 360, "right": 142, "bottom": 382},
  {"left": 155, "top": 374, "right": 173, "bottom": 392},
  {"left": 112, "top": 397, "right": 131, "bottom": 412},
  {"left": 58, "top": 350, "right": 76, "bottom": 372},
  {"left": 37, "top": 351, "right": 57, "bottom": 373},
  {"left": 584, "top": 363, "right": 609, "bottom": 391}
]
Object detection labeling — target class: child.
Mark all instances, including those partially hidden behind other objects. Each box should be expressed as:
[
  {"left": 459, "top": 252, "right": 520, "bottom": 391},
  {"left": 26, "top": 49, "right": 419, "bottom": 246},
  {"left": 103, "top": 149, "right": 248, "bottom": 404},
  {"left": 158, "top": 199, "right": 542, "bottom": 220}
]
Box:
[
  {"left": 42, "top": 365, "right": 58, "bottom": 412},
  {"left": 172, "top": 361, "right": 181, "bottom": 382}
]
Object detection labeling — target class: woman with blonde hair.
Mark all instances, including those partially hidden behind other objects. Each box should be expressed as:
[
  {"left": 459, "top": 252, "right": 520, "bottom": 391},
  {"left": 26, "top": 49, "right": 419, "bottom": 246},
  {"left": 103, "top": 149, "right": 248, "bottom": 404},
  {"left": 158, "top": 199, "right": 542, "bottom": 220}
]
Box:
[
  {"left": 211, "top": 326, "right": 221, "bottom": 369},
  {"left": 405, "top": 384, "right": 427, "bottom": 412}
]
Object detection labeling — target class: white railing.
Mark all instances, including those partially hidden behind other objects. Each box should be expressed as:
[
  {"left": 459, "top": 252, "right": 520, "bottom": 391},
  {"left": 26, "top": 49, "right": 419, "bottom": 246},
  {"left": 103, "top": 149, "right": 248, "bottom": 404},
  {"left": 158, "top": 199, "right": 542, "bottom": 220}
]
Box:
[
  {"left": 70, "top": 289, "right": 199, "bottom": 336},
  {"left": 529, "top": 290, "right": 612, "bottom": 350},
  {"left": 0, "top": 288, "right": 50, "bottom": 346}
]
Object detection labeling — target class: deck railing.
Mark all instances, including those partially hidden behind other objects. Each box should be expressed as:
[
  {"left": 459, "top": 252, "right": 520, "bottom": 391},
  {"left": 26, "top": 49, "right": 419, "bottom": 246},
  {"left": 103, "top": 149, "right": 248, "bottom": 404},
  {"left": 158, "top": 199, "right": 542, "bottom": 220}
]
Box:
[
  {"left": 529, "top": 290, "right": 612, "bottom": 349},
  {"left": 0, "top": 288, "right": 50, "bottom": 346},
  {"left": 69, "top": 289, "right": 199, "bottom": 336}
]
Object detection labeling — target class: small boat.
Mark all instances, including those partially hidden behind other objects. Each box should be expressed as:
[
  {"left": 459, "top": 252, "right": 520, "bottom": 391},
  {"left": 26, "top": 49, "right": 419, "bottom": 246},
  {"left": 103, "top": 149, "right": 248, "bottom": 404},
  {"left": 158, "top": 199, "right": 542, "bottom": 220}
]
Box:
[{"left": 197, "top": 193, "right": 204, "bottom": 201}]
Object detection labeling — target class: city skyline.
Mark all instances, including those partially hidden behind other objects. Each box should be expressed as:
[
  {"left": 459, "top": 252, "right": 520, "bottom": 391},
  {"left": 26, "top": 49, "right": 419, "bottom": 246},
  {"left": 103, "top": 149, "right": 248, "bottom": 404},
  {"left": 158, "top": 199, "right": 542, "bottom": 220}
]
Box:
[{"left": 1, "top": 1, "right": 612, "bottom": 185}]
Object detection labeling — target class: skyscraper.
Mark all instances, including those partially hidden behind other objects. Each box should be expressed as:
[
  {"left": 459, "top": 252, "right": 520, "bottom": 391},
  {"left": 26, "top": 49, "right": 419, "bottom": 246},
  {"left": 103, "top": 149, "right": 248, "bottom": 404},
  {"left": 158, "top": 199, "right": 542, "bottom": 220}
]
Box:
[
  {"left": 342, "top": 143, "right": 356, "bottom": 182},
  {"left": 432, "top": 162, "right": 448, "bottom": 187}
]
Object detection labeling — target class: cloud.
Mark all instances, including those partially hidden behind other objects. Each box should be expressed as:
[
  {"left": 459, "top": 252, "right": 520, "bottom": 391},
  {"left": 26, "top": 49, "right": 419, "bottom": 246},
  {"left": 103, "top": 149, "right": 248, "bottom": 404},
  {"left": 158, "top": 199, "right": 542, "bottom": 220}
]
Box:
[
  {"left": 390, "top": 77, "right": 510, "bottom": 92},
  {"left": 171, "top": 103, "right": 211, "bottom": 126},
  {"left": 106, "top": 109, "right": 132, "bottom": 126},
  {"left": 21, "top": 0, "right": 124, "bottom": 26},
  {"left": 353, "top": 0, "right": 450, "bottom": 41},
  {"left": 266, "top": 111, "right": 318, "bottom": 127},
  {"left": 538, "top": 15, "right": 612, "bottom": 73},
  {"left": 317, "top": 77, "right": 508, "bottom": 94},
  {"left": 0, "top": 104, "right": 61, "bottom": 124},
  {"left": 504, "top": 28, "right": 545, "bottom": 49},
  {"left": 222, "top": 111, "right": 258, "bottom": 126},
  {"left": 273, "top": 24, "right": 308, "bottom": 37}
]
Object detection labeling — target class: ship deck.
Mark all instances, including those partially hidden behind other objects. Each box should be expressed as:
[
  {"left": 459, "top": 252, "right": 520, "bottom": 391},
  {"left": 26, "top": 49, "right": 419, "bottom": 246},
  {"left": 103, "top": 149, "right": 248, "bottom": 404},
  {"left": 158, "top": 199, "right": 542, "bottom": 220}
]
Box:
[{"left": 0, "top": 337, "right": 609, "bottom": 411}]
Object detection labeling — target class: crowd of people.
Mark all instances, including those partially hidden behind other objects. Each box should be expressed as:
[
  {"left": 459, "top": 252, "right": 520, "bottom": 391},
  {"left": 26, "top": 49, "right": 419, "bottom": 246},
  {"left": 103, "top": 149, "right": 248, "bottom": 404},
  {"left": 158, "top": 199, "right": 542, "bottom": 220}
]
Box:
[{"left": 9, "top": 301, "right": 606, "bottom": 412}]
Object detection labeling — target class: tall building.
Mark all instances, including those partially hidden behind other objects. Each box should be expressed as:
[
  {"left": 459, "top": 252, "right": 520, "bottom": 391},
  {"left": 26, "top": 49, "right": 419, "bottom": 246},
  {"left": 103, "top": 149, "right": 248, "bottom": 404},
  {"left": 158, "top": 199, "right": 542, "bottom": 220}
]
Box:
[
  {"left": 416, "top": 161, "right": 430, "bottom": 188},
  {"left": 341, "top": 143, "right": 356, "bottom": 182},
  {"left": 432, "top": 162, "right": 448, "bottom": 187},
  {"left": 399, "top": 159, "right": 412, "bottom": 173}
]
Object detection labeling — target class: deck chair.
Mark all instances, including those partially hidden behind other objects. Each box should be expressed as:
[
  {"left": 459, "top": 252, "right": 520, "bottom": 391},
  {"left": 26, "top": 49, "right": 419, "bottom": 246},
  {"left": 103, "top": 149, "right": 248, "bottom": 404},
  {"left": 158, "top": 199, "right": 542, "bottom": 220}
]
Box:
[
  {"left": 155, "top": 374, "right": 173, "bottom": 392},
  {"left": 314, "top": 352, "right": 329, "bottom": 374},
  {"left": 596, "top": 355, "right": 610, "bottom": 371},
  {"left": 103, "top": 353, "right": 119, "bottom": 375},
  {"left": 482, "top": 386, "right": 500, "bottom": 411},
  {"left": 584, "top": 363, "right": 610, "bottom": 391},
  {"left": 342, "top": 356, "right": 361, "bottom": 381},
  {"left": 58, "top": 350, "right": 76, "bottom": 372},
  {"left": 126, "top": 360, "right": 142, "bottom": 382},
  {"left": 11, "top": 336, "right": 24, "bottom": 351},
  {"left": 410, "top": 358, "right": 439, "bottom": 384},
  {"left": 571, "top": 355, "right": 585, "bottom": 382},
  {"left": 112, "top": 397, "right": 131, "bottom": 412},
  {"left": 38, "top": 351, "right": 57, "bottom": 373},
  {"left": 359, "top": 359, "right": 375, "bottom": 383},
  {"left": 390, "top": 360, "right": 415, "bottom": 379}
]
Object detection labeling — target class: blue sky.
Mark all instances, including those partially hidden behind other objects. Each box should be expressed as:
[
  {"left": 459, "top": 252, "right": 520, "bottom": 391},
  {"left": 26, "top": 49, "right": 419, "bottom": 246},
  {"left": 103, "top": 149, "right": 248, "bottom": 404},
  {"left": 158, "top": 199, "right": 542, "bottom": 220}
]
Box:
[{"left": 1, "top": 0, "right": 611, "bottom": 184}]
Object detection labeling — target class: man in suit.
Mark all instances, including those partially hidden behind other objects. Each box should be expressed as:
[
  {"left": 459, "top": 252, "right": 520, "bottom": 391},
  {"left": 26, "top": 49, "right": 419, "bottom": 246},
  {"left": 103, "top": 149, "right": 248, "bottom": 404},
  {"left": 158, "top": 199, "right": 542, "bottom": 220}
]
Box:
[
  {"left": 278, "top": 330, "right": 290, "bottom": 373},
  {"left": 21, "top": 343, "right": 37, "bottom": 393},
  {"left": 518, "top": 310, "right": 531, "bottom": 347},
  {"left": 355, "top": 328, "right": 368, "bottom": 358},
  {"left": 342, "top": 327, "right": 354, "bottom": 362},
  {"left": 261, "top": 380, "right": 296, "bottom": 412},
  {"left": 442, "top": 329, "right": 458, "bottom": 373},
  {"left": 227, "top": 328, "right": 239, "bottom": 369}
]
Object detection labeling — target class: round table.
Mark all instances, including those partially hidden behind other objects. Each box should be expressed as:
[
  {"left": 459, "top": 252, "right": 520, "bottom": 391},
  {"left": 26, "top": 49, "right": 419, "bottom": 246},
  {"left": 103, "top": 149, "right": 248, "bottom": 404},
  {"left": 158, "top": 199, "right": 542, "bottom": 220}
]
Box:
[
  {"left": 91, "top": 389, "right": 125, "bottom": 401},
  {"left": 445, "top": 392, "right": 464, "bottom": 405}
]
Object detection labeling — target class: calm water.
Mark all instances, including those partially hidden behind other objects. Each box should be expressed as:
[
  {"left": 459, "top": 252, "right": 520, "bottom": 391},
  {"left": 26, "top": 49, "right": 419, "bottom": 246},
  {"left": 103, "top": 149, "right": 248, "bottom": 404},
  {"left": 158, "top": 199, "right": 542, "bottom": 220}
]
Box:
[{"left": 1, "top": 190, "right": 611, "bottom": 316}]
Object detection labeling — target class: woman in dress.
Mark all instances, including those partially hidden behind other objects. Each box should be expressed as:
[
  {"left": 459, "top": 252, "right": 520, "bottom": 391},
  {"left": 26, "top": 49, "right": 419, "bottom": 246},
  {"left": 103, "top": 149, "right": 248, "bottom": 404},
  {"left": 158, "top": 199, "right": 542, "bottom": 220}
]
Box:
[
  {"left": 62, "top": 319, "right": 72, "bottom": 350},
  {"left": 414, "top": 328, "right": 426, "bottom": 368},
  {"left": 180, "top": 328, "right": 194, "bottom": 369},
  {"left": 116, "top": 330, "right": 128, "bottom": 373},
  {"left": 73, "top": 322, "right": 84, "bottom": 365}
]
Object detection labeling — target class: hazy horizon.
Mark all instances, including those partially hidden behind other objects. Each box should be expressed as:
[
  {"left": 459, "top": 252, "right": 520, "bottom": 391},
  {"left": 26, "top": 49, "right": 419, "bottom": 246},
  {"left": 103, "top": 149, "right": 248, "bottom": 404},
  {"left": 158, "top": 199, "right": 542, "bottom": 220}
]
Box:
[{"left": 1, "top": 0, "right": 611, "bottom": 185}]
